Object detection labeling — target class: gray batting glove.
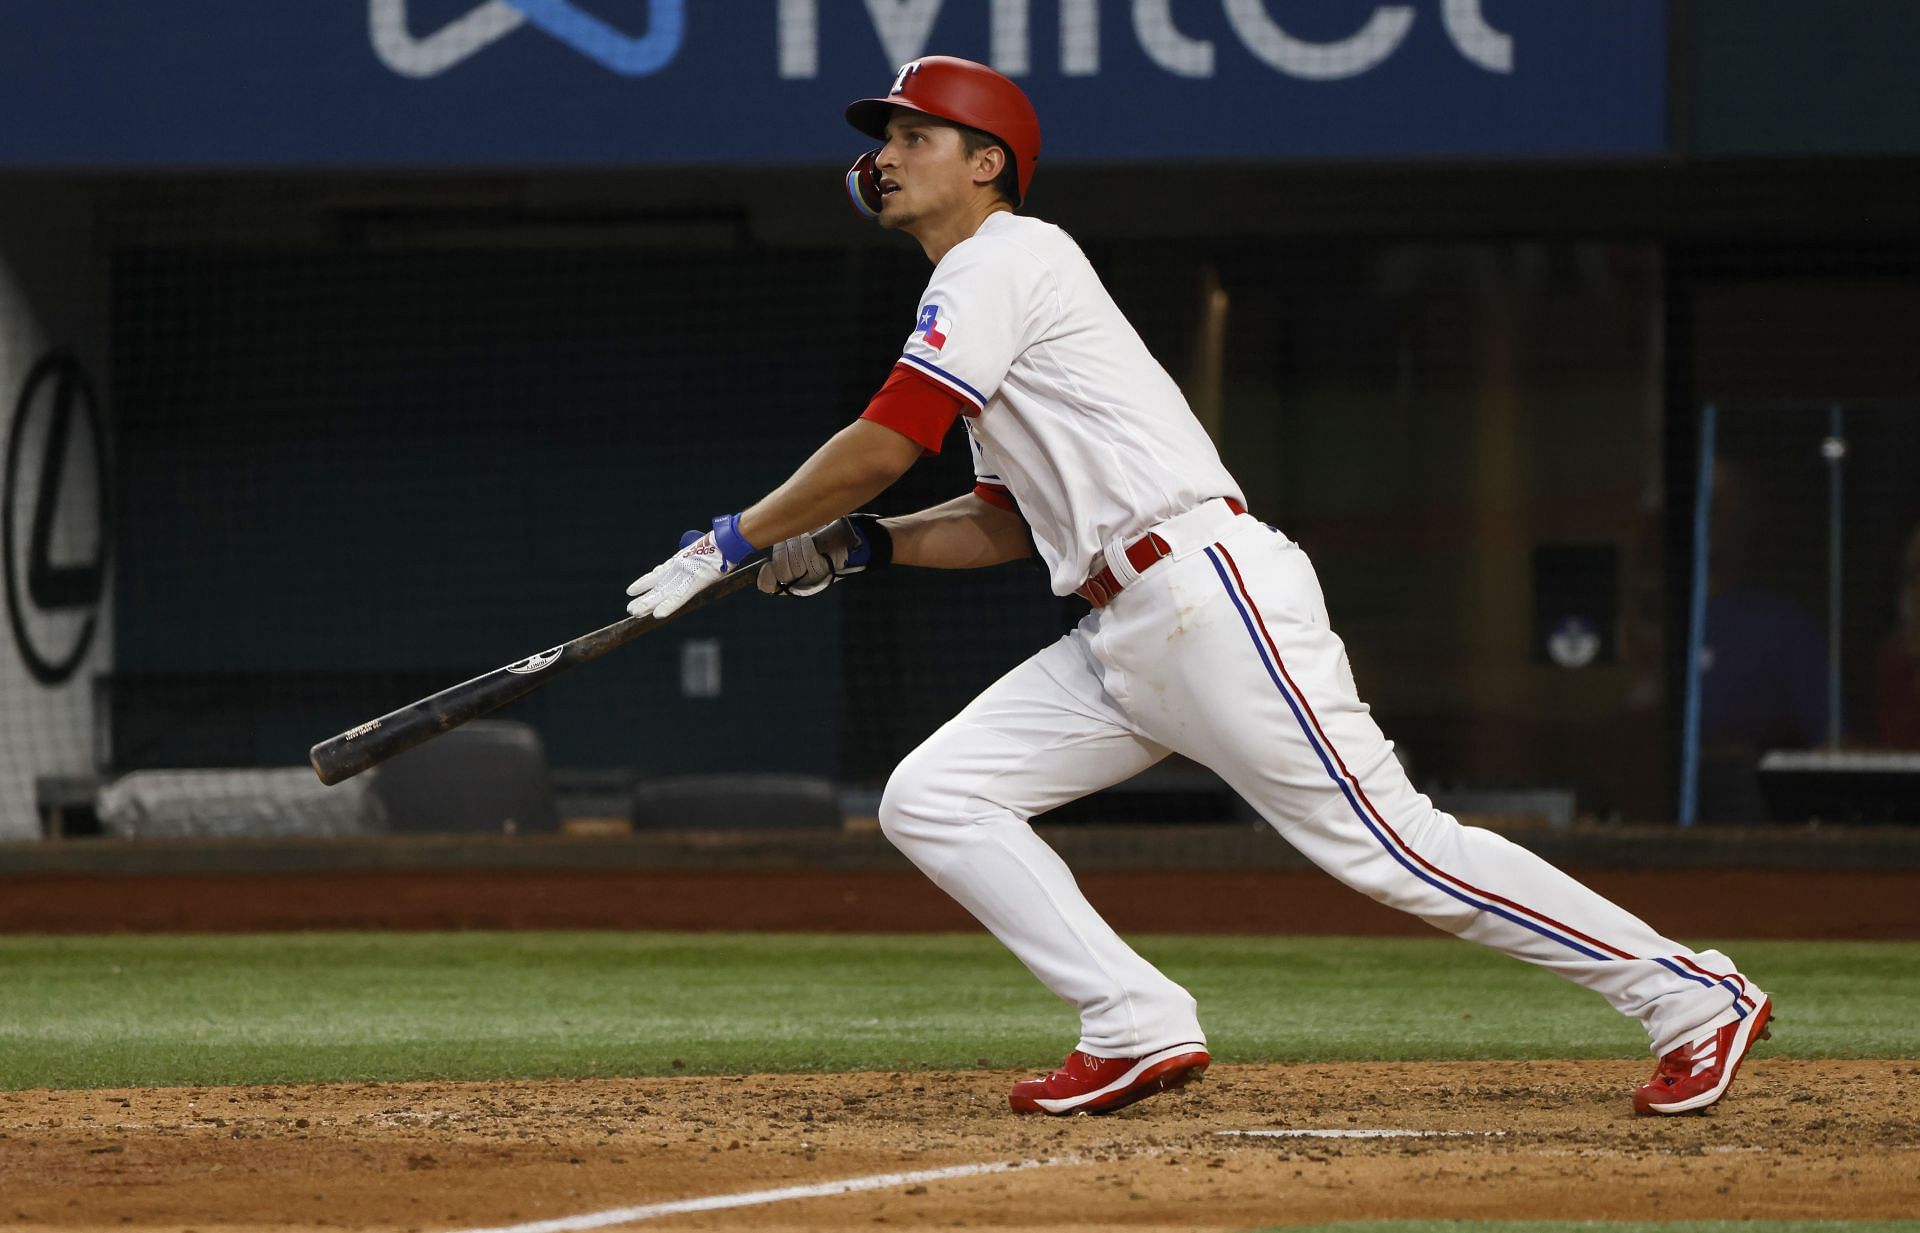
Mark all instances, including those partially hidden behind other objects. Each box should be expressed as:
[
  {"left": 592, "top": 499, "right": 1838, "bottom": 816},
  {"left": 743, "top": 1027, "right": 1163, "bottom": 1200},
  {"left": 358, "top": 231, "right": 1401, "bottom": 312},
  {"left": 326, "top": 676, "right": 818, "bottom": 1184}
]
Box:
[
  {"left": 757, "top": 531, "right": 836, "bottom": 597},
  {"left": 756, "top": 516, "right": 892, "bottom": 597}
]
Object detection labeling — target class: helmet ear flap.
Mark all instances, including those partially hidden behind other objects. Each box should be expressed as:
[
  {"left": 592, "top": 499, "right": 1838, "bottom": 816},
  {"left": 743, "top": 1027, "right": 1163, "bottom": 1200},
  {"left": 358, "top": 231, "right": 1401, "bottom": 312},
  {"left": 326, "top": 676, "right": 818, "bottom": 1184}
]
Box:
[{"left": 846, "top": 148, "right": 883, "bottom": 220}]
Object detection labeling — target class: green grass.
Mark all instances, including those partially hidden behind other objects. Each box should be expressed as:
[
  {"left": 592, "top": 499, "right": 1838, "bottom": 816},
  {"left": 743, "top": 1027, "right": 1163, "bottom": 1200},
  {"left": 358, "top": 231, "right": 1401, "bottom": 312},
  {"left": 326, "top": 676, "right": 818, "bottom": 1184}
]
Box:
[
  {"left": 1, "top": 934, "right": 1915, "bottom": 1090},
  {"left": 1242, "top": 1225, "right": 1920, "bottom": 1233}
]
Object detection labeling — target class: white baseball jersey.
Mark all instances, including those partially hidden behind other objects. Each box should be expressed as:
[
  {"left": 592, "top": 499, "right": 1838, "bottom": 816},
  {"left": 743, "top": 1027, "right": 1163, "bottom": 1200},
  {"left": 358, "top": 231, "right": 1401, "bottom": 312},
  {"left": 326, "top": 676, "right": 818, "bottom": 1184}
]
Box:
[{"left": 895, "top": 212, "right": 1242, "bottom": 596}]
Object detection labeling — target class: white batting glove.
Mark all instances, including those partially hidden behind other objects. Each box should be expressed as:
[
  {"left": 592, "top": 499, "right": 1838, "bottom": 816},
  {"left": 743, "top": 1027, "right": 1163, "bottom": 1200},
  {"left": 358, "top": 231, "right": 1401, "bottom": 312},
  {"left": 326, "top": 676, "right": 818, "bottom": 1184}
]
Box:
[{"left": 626, "top": 515, "right": 755, "bottom": 620}]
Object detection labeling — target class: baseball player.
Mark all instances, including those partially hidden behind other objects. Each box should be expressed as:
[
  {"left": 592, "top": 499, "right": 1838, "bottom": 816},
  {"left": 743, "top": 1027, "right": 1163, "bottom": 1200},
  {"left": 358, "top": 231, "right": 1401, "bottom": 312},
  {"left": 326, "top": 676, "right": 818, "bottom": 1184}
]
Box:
[{"left": 625, "top": 57, "right": 1772, "bottom": 1117}]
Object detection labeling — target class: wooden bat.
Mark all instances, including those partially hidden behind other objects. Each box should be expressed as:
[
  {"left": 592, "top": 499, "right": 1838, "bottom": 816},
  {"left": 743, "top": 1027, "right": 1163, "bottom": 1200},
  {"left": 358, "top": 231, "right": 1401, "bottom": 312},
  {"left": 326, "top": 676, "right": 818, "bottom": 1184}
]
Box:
[{"left": 309, "top": 521, "right": 855, "bottom": 786}]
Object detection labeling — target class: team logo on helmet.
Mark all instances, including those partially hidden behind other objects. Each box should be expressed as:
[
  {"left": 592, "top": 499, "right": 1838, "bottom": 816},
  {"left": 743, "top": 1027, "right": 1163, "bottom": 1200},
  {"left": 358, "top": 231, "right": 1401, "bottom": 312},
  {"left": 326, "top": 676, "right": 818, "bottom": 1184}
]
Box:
[{"left": 889, "top": 60, "right": 922, "bottom": 95}]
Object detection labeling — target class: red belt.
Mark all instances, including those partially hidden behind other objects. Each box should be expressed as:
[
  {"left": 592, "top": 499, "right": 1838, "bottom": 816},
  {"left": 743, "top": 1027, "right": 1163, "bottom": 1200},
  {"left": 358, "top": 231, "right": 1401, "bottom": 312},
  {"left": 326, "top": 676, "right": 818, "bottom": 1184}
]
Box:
[{"left": 1077, "top": 498, "right": 1245, "bottom": 608}]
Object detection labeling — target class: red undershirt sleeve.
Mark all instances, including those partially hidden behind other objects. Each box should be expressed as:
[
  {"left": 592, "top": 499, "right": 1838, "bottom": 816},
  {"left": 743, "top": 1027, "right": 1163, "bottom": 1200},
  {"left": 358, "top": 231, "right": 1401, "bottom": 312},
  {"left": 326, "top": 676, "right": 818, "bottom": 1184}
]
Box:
[
  {"left": 859, "top": 362, "right": 970, "bottom": 454},
  {"left": 972, "top": 483, "right": 1017, "bottom": 513}
]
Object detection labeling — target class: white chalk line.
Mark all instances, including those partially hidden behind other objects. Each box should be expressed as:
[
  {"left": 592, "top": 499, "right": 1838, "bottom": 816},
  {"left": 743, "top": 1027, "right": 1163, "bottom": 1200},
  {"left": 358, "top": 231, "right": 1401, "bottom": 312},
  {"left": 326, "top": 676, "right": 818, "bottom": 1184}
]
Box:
[
  {"left": 443, "top": 1155, "right": 1076, "bottom": 1233},
  {"left": 1216, "top": 1128, "right": 1503, "bottom": 1139}
]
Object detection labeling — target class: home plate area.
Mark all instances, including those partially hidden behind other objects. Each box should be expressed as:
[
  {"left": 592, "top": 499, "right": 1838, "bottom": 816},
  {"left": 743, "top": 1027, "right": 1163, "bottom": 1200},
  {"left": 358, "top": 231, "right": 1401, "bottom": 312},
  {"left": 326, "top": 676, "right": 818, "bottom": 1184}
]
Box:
[{"left": 3, "top": 1059, "right": 1913, "bottom": 1232}]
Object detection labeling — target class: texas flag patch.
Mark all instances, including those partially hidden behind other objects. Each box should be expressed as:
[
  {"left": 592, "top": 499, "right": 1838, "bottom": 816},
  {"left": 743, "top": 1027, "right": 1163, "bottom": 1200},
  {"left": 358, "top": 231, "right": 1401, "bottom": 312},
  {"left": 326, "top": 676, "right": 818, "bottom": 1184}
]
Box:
[{"left": 915, "top": 303, "right": 950, "bottom": 351}]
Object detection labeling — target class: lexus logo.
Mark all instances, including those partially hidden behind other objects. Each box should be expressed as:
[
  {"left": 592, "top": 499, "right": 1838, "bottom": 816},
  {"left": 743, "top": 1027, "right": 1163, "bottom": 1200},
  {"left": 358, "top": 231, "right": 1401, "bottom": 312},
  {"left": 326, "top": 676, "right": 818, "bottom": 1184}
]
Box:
[
  {"left": 370, "top": 0, "right": 687, "bottom": 78},
  {"left": 4, "top": 350, "right": 110, "bottom": 686}
]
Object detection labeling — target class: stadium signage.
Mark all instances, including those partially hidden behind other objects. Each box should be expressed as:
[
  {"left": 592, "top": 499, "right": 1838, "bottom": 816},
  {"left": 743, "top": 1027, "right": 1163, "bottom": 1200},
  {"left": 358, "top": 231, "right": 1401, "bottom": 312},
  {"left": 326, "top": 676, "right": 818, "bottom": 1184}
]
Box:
[
  {"left": 371, "top": 0, "right": 686, "bottom": 78},
  {"left": 0, "top": 1, "right": 1666, "bottom": 164},
  {"left": 373, "top": 0, "right": 1513, "bottom": 81},
  {"left": 3, "top": 351, "right": 109, "bottom": 687}
]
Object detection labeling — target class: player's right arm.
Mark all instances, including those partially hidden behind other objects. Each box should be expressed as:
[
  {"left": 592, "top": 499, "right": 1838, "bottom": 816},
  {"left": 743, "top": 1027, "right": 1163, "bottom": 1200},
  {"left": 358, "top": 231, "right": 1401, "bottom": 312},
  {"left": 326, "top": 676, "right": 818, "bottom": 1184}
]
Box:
[
  {"left": 755, "top": 493, "right": 1030, "bottom": 597},
  {"left": 882, "top": 492, "right": 1032, "bottom": 569}
]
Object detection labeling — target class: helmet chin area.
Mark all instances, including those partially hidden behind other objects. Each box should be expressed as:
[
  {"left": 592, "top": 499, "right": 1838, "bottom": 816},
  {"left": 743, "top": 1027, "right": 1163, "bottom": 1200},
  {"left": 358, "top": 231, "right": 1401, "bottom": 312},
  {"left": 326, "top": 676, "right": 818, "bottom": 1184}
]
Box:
[{"left": 846, "top": 148, "right": 884, "bottom": 220}]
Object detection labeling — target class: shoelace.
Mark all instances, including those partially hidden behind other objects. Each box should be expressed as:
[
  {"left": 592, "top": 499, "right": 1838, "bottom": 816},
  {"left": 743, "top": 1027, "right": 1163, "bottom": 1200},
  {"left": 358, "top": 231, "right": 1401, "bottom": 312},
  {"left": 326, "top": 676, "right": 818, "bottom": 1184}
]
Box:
[{"left": 1648, "top": 1038, "right": 1709, "bottom": 1088}]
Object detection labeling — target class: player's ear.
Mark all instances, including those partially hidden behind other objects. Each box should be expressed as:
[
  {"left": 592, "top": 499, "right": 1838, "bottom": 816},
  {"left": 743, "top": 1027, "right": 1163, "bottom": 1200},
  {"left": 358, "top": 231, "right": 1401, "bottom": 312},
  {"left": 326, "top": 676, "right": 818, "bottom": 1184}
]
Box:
[{"left": 972, "top": 142, "right": 1006, "bottom": 189}]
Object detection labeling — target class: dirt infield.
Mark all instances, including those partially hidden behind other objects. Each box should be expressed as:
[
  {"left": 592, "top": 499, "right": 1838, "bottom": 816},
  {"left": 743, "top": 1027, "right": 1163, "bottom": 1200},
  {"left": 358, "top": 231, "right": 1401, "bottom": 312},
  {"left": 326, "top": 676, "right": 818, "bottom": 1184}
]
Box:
[
  {"left": 3, "top": 1059, "right": 1913, "bottom": 1232},
  {"left": 6, "top": 867, "right": 1920, "bottom": 937}
]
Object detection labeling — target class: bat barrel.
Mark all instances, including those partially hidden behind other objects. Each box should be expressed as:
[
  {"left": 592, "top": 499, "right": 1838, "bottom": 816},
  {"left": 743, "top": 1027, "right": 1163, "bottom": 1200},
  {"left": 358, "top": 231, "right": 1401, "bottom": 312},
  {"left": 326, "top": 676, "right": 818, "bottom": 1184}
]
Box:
[
  {"left": 308, "top": 525, "right": 848, "bottom": 786},
  {"left": 308, "top": 659, "right": 561, "bottom": 785},
  {"left": 309, "top": 708, "right": 447, "bottom": 786}
]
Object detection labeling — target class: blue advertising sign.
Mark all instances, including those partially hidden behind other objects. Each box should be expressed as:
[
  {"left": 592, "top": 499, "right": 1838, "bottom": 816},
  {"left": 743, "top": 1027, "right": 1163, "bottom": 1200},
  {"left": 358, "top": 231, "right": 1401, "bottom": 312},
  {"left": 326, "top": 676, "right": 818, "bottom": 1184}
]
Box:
[{"left": 0, "top": 2, "right": 1666, "bottom": 167}]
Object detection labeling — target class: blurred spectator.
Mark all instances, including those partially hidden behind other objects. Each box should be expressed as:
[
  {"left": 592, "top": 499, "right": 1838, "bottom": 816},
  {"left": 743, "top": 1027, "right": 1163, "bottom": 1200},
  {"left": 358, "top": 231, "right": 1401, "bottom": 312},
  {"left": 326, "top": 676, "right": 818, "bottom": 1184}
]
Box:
[
  {"left": 1872, "top": 524, "right": 1920, "bottom": 750},
  {"left": 1698, "top": 462, "right": 1829, "bottom": 820}
]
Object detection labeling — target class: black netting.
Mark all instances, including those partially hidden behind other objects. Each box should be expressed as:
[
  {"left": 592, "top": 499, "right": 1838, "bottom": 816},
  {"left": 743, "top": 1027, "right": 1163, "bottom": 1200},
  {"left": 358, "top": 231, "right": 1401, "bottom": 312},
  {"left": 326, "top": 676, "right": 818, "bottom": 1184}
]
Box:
[
  {"left": 1684, "top": 402, "right": 1920, "bottom": 823},
  {"left": 4, "top": 173, "right": 1917, "bottom": 838}
]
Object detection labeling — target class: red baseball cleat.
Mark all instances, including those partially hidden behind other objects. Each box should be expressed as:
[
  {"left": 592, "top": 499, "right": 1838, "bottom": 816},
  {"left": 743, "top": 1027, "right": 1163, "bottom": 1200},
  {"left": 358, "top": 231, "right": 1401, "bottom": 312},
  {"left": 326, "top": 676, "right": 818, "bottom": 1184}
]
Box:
[
  {"left": 1633, "top": 996, "right": 1773, "bottom": 1115},
  {"left": 1009, "top": 1044, "right": 1210, "bottom": 1115}
]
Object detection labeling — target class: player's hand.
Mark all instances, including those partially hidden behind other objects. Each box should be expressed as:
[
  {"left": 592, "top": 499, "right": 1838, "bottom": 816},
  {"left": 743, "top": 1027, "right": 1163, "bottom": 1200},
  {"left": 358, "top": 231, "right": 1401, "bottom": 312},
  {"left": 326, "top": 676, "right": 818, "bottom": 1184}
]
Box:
[
  {"left": 756, "top": 516, "right": 889, "bottom": 598},
  {"left": 626, "top": 515, "right": 754, "bottom": 620}
]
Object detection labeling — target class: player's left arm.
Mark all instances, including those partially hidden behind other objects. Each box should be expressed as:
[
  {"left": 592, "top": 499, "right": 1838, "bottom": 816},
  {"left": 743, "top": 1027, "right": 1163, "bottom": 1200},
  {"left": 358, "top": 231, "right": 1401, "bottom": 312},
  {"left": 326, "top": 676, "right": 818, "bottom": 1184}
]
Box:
[
  {"left": 624, "top": 419, "right": 921, "bottom": 619},
  {"left": 740, "top": 366, "right": 1025, "bottom": 596},
  {"left": 737, "top": 420, "right": 923, "bottom": 548},
  {"left": 630, "top": 235, "right": 1031, "bottom": 617}
]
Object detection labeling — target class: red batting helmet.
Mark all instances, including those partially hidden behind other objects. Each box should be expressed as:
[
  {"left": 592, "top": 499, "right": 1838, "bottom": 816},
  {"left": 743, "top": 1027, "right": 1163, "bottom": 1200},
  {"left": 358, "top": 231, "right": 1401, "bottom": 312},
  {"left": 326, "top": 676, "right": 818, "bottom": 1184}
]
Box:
[{"left": 845, "top": 56, "right": 1042, "bottom": 205}]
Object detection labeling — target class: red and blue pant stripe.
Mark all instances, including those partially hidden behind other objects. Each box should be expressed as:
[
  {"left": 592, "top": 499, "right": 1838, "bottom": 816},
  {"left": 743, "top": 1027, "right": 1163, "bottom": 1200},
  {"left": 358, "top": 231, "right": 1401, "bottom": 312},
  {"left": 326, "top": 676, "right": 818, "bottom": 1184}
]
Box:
[{"left": 1203, "top": 541, "right": 1754, "bottom": 1018}]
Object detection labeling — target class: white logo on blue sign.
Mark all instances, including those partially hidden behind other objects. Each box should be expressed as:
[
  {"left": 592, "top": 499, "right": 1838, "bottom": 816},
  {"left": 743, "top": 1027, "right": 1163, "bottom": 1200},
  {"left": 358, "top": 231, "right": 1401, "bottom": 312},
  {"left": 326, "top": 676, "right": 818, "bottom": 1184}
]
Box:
[
  {"left": 370, "top": 0, "right": 686, "bottom": 78},
  {"left": 373, "top": 2, "right": 1512, "bottom": 82}
]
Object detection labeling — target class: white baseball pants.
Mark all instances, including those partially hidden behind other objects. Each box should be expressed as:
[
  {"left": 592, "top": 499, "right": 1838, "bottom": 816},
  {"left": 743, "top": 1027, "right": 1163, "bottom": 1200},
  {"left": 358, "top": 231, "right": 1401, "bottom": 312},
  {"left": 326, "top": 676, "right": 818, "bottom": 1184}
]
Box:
[{"left": 879, "top": 500, "right": 1763, "bottom": 1059}]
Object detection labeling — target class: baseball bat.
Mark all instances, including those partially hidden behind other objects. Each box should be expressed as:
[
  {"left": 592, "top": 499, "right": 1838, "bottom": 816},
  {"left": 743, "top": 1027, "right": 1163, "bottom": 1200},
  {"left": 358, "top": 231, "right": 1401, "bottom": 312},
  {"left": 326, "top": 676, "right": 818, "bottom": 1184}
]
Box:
[{"left": 308, "top": 521, "right": 854, "bottom": 786}]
